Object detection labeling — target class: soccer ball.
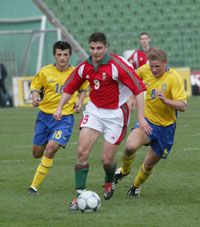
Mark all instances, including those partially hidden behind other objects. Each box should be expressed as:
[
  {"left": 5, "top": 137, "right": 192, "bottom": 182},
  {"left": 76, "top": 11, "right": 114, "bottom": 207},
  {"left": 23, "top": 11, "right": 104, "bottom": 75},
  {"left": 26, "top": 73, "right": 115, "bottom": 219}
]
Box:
[{"left": 77, "top": 190, "right": 101, "bottom": 213}]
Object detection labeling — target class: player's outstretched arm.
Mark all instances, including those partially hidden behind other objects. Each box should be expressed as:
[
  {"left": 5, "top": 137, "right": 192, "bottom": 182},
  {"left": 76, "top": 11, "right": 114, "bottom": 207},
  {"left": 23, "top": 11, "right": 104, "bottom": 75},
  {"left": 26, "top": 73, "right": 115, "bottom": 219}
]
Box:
[
  {"left": 74, "top": 90, "right": 87, "bottom": 113},
  {"left": 54, "top": 92, "right": 72, "bottom": 120},
  {"left": 136, "top": 92, "right": 152, "bottom": 135}
]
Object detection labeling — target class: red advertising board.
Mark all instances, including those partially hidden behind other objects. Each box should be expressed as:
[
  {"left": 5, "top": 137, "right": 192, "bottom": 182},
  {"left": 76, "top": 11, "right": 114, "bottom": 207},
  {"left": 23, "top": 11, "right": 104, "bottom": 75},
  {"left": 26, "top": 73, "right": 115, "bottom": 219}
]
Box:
[{"left": 191, "top": 71, "right": 200, "bottom": 95}]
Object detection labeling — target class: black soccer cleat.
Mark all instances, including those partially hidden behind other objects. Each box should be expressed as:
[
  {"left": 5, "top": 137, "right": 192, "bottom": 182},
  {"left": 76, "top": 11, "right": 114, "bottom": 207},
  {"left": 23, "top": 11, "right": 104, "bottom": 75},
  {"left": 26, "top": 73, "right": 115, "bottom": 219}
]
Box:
[
  {"left": 28, "top": 187, "right": 39, "bottom": 196},
  {"left": 114, "top": 168, "right": 130, "bottom": 184},
  {"left": 127, "top": 186, "right": 141, "bottom": 197},
  {"left": 103, "top": 182, "right": 115, "bottom": 200}
]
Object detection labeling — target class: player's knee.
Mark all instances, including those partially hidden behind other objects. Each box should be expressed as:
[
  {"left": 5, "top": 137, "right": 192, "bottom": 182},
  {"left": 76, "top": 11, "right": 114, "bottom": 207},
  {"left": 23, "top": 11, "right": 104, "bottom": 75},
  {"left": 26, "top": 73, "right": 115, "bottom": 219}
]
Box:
[
  {"left": 32, "top": 151, "right": 42, "bottom": 159},
  {"left": 125, "top": 142, "right": 136, "bottom": 156},
  {"left": 143, "top": 162, "right": 154, "bottom": 171},
  {"left": 102, "top": 158, "right": 112, "bottom": 167},
  {"left": 44, "top": 143, "right": 60, "bottom": 158},
  {"left": 77, "top": 147, "right": 89, "bottom": 164},
  {"left": 32, "top": 145, "right": 44, "bottom": 158}
]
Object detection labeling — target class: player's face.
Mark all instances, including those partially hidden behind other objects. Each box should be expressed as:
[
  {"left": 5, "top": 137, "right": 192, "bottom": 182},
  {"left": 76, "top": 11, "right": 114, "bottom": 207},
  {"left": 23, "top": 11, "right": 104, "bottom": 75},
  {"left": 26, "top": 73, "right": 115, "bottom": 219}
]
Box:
[
  {"left": 54, "top": 48, "right": 70, "bottom": 70},
  {"left": 139, "top": 34, "right": 151, "bottom": 50},
  {"left": 89, "top": 42, "right": 107, "bottom": 64},
  {"left": 149, "top": 60, "right": 166, "bottom": 78}
]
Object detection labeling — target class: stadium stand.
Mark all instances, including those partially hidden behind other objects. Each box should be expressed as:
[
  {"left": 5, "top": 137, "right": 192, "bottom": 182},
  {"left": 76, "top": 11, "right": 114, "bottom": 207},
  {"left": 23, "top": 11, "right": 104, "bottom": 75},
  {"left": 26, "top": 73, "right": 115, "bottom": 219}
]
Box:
[{"left": 42, "top": 0, "right": 200, "bottom": 70}]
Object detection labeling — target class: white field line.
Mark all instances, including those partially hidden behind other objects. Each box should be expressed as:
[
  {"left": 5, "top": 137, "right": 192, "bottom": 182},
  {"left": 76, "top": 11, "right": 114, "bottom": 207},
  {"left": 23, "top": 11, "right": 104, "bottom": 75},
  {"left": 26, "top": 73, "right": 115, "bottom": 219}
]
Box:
[
  {"left": 183, "top": 147, "right": 200, "bottom": 151},
  {"left": 1, "top": 156, "right": 73, "bottom": 164}
]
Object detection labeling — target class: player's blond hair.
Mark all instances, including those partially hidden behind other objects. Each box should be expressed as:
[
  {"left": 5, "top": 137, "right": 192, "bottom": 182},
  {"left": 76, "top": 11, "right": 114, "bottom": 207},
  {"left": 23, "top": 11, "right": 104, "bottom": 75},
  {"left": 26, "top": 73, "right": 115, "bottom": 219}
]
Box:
[{"left": 147, "top": 48, "right": 167, "bottom": 62}]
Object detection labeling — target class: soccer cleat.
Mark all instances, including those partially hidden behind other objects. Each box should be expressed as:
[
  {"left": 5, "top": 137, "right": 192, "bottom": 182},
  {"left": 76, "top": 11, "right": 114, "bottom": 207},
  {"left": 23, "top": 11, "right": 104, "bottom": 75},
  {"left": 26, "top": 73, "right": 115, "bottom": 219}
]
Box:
[
  {"left": 127, "top": 186, "right": 141, "bottom": 197},
  {"left": 114, "top": 167, "right": 130, "bottom": 184},
  {"left": 28, "top": 186, "right": 39, "bottom": 196},
  {"left": 69, "top": 198, "right": 79, "bottom": 211},
  {"left": 103, "top": 182, "right": 115, "bottom": 200}
]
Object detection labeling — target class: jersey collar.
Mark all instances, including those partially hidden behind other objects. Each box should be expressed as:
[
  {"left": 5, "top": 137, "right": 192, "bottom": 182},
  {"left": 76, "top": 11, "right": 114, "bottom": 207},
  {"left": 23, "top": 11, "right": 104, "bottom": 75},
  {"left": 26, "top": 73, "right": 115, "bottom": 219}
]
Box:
[{"left": 87, "top": 52, "right": 111, "bottom": 66}]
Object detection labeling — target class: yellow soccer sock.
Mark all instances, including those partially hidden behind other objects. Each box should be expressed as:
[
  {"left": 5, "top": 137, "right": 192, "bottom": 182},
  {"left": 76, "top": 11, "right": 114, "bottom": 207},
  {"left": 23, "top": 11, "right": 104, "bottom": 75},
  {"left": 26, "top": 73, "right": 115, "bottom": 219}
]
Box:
[
  {"left": 133, "top": 163, "right": 152, "bottom": 188},
  {"left": 30, "top": 156, "right": 53, "bottom": 190},
  {"left": 121, "top": 153, "right": 136, "bottom": 175}
]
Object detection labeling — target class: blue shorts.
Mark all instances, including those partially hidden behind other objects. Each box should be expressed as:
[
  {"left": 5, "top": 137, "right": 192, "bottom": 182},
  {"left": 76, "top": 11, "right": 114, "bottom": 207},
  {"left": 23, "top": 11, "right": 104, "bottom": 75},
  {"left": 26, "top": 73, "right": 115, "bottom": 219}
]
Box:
[
  {"left": 33, "top": 111, "right": 74, "bottom": 147},
  {"left": 134, "top": 118, "right": 176, "bottom": 159}
]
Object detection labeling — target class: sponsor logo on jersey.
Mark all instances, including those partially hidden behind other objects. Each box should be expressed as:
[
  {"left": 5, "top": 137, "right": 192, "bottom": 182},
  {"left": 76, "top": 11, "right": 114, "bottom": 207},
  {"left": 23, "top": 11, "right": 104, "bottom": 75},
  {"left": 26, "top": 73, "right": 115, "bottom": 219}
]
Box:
[{"left": 47, "top": 79, "right": 55, "bottom": 83}]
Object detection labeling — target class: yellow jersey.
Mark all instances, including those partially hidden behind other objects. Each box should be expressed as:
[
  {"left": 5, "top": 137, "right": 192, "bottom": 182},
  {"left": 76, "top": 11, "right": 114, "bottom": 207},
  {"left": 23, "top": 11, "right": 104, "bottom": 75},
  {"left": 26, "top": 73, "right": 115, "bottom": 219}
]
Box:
[
  {"left": 30, "top": 64, "right": 88, "bottom": 115},
  {"left": 136, "top": 64, "right": 187, "bottom": 126}
]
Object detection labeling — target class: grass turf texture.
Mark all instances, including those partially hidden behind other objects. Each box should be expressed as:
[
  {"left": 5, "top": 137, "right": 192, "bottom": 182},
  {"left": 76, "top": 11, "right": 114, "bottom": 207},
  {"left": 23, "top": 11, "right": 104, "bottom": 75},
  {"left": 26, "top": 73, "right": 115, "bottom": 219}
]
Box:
[{"left": 0, "top": 96, "right": 200, "bottom": 227}]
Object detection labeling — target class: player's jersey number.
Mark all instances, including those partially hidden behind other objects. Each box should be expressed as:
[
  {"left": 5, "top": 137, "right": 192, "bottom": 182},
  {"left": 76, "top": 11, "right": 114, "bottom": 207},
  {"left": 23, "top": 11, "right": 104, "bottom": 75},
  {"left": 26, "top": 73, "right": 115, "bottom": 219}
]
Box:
[
  {"left": 82, "top": 115, "right": 89, "bottom": 124},
  {"left": 151, "top": 89, "right": 156, "bottom": 99},
  {"left": 53, "top": 130, "right": 62, "bottom": 139},
  {"left": 93, "top": 80, "right": 100, "bottom": 90},
  {"left": 55, "top": 84, "right": 64, "bottom": 94}
]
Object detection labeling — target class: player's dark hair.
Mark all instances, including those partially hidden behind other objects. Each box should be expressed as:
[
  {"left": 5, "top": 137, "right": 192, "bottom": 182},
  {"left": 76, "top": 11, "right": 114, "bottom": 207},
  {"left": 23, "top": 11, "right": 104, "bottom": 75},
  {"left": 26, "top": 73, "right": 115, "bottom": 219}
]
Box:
[
  {"left": 53, "top": 41, "right": 72, "bottom": 55},
  {"left": 139, "top": 32, "right": 151, "bottom": 39},
  {"left": 147, "top": 48, "right": 167, "bottom": 62},
  {"left": 88, "top": 32, "right": 107, "bottom": 45}
]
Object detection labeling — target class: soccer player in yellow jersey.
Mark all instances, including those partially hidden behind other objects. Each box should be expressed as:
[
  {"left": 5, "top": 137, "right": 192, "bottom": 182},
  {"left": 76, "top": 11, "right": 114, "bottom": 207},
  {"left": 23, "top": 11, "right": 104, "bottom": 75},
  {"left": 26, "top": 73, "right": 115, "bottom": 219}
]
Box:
[
  {"left": 28, "top": 41, "right": 88, "bottom": 195},
  {"left": 115, "top": 48, "right": 187, "bottom": 196}
]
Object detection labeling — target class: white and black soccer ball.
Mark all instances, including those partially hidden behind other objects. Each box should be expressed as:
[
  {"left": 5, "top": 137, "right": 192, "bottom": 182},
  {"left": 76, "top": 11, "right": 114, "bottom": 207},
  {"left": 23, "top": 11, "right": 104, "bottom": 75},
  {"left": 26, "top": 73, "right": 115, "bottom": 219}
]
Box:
[{"left": 77, "top": 190, "right": 101, "bottom": 213}]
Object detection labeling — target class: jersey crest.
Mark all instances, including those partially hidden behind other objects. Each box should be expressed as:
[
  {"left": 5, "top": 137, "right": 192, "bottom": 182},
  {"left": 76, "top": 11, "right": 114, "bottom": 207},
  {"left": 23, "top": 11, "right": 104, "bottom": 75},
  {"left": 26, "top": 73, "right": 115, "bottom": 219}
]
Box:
[
  {"left": 102, "top": 72, "right": 106, "bottom": 81},
  {"left": 162, "top": 83, "right": 167, "bottom": 92}
]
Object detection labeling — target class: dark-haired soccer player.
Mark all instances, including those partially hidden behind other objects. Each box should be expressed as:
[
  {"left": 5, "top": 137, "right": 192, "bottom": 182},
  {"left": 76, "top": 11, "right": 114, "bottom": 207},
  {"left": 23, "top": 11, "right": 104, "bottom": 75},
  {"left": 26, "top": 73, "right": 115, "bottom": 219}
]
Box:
[
  {"left": 54, "top": 32, "right": 152, "bottom": 210},
  {"left": 115, "top": 48, "right": 187, "bottom": 196},
  {"left": 28, "top": 41, "right": 88, "bottom": 195}
]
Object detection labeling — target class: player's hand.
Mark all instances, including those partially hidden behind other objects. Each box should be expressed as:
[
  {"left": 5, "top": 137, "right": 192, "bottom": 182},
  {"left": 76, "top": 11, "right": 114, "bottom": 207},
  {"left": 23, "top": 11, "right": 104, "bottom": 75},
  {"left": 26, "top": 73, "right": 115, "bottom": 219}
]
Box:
[
  {"left": 138, "top": 118, "right": 152, "bottom": 135},
  {"left": 53, "top": 109, "right": 62, "bottom": 121},
  {"left": 74, "top": 101, "right": 82, "bottom": 113},
  {"left": 156, "top": 90, "right": 166, "bottom": 103},
  {"left": 127, "top": 95, "right": 136, "bottom": 112}
]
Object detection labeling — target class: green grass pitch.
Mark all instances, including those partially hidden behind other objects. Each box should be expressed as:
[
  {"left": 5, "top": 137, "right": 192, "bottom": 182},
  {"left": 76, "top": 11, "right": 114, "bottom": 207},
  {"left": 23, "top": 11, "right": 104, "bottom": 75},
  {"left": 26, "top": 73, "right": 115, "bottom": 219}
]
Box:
[{"left": 0, "top": 96, "right": 200, "bottom": 227}]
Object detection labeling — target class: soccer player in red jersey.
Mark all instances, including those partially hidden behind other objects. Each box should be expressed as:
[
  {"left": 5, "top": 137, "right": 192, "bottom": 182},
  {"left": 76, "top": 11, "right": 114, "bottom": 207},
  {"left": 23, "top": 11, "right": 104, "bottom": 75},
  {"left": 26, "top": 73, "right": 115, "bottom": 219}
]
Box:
[
  {"left": 54, "top": 32, "right": 152, "bottom": 210},
  {"left": 128, "top": 32, "right": 151, "bottom": 69}
]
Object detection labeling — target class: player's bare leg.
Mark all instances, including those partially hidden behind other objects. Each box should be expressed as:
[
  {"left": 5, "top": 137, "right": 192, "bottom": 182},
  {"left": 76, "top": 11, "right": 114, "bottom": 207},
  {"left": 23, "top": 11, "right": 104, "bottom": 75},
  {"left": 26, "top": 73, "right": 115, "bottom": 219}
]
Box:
[
  {"left": 70, "top": 128, "right": 100, "bottom": 210},
  {"left": 32, "top": 144, "right": 46, "bottom": 158}
]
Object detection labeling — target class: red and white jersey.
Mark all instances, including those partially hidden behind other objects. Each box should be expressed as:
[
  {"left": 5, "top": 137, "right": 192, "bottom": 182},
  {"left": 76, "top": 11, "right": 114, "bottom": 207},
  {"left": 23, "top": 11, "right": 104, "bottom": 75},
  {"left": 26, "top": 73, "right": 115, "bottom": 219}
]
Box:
[
  {"left": 128, "top": 49, "right": 147, "bottom": 69},
  {"left": 64, "top": 53, "right": 146, "bottom": 109}
]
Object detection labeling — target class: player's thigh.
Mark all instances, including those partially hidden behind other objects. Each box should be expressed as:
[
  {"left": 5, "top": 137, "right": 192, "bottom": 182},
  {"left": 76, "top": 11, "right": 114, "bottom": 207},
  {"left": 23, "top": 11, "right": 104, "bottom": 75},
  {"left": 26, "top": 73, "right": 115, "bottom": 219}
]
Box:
[
  {"left": 143, "top": 147, "right": 160, "bottom": 170},
  {"left": 126, "top": 128, "right": 150, "bottom": 151}
]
